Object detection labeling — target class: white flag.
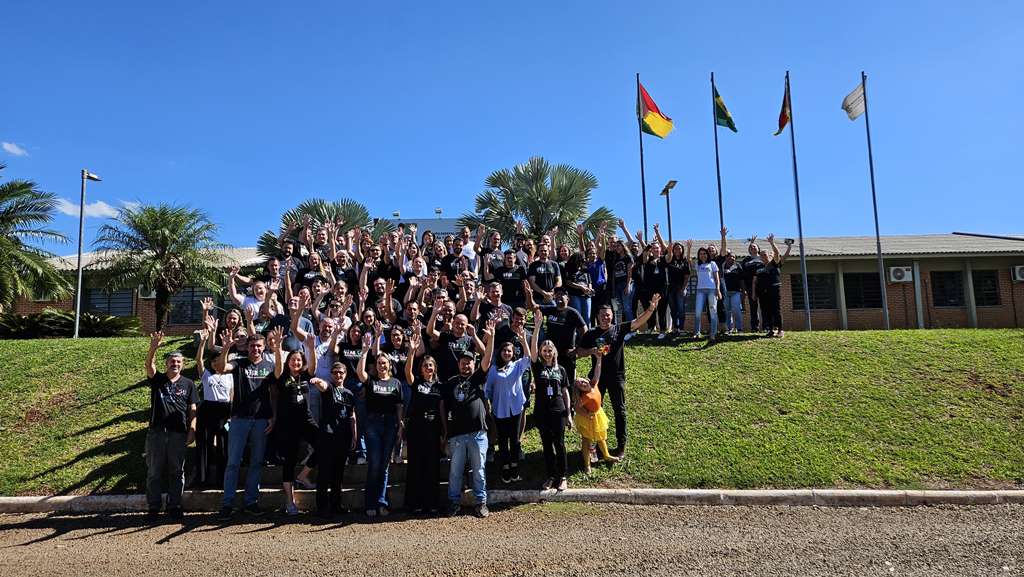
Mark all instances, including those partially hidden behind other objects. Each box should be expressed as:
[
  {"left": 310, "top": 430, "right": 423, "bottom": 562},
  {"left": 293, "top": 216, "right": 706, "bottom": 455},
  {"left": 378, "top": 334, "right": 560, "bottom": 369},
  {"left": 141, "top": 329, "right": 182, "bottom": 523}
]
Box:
[{"left": 842, "top": 83, "right": 865, "bottom": 121}]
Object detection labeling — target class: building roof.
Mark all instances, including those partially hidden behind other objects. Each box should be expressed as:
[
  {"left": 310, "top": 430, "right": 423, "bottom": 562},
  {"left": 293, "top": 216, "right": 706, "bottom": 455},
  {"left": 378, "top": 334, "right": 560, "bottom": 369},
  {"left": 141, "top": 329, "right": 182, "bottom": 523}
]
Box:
[{"left": 52, "top": 233, "right": 1024, "bottom": 271}]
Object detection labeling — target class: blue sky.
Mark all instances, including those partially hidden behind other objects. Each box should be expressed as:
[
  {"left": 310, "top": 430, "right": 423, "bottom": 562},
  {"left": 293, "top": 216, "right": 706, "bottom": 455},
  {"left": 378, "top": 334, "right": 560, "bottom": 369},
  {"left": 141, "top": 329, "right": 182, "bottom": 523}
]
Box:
[{"left": 4, "top": 1, "right": 1022, "bottom": 252}]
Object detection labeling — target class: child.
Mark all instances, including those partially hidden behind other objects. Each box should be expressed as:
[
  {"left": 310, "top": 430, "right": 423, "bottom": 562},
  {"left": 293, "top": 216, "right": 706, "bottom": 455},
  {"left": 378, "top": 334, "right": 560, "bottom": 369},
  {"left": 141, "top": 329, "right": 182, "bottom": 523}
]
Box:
[{"left": 573, "top": 351, "right": 620, "bottom": 474}]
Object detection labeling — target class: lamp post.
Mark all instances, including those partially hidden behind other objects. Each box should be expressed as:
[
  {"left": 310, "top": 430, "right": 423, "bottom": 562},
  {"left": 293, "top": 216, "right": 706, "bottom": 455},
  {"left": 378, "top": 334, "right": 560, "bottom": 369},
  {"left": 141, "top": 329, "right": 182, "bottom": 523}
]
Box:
[
  {"left": 660, "top": 180, "right": 677, "bottom": 243},
  {"left": 73, "top": 169, "right": 102, "bottom": 339}
]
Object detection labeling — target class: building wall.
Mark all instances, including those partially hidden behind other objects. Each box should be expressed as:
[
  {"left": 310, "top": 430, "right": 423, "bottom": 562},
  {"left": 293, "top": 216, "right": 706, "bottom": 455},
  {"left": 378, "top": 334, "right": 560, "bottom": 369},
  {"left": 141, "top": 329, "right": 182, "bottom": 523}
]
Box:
[{"left": 12, "top": 289, "right": 201, "bottom": 337}]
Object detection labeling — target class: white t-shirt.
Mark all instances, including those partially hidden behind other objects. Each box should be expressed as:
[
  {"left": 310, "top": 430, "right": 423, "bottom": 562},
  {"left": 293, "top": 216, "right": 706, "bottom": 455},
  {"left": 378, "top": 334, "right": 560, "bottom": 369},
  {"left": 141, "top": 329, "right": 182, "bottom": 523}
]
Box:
[
  {"left": 240, "top": 295, "right": 263, "bottom": 319},
  {"left": 696, "top": 261, "right": 719, "bottom": 290},
  {"left": 202, "top": 368, "right": 233, "bottom": 403}
]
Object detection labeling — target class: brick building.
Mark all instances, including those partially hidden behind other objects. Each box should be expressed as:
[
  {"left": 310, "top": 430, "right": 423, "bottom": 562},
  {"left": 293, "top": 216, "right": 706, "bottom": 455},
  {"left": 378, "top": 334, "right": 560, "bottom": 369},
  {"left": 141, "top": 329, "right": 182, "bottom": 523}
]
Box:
[{"left": 13, "top": 233, "right": 1024, "bottom": 335}]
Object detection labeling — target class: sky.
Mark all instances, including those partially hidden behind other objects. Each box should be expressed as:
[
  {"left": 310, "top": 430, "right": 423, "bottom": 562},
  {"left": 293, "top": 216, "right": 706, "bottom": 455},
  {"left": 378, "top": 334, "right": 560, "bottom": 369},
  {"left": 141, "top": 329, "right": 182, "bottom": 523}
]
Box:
[{"left": 3, "top": 0, "right": 1022, "bottom": 253}]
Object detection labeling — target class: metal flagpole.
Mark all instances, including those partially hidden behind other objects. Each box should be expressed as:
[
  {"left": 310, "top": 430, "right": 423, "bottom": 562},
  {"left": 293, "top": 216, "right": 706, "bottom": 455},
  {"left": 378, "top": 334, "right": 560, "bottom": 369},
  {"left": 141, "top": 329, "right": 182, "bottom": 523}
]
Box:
[
  {"left": 711, "top": 72, "right": 725, "bottom": 231},
  {"left": 73, "top": 169, "right": 88, "bottom": 339},
  {"left": 786, "top": 72, "right": 812, "bottom": 331},
  {"left": 636, "top": 73, "right": 650, "bottom": 242},
  {"left": 861, "top": 71, "right": 891, "bottom": 330}
]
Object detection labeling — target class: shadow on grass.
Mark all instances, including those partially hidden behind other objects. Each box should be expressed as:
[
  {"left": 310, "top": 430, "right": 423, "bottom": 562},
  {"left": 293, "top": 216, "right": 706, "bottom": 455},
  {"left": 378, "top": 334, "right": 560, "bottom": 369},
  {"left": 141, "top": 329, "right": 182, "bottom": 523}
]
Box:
[
  {"left": 27, "top": 427, "right": 147, "bottom": 495},
  {"left": 67, "top": 408, "right": 148, "bottom": 438},
  {"left": 77, "top": 379, "right": 147, "bottom": 408}
]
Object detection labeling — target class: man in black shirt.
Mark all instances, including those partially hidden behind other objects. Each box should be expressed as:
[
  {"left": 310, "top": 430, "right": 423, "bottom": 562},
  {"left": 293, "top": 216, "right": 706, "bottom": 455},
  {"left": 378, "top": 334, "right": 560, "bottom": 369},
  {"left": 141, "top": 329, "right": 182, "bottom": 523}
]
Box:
[
  {"left": 576, "top": 295, "right": 661, "bottom": 458},
  {"left": 442, "top": 324, "right": 495, "bottom": 518},
  {"left": 487, "top": 250, "right": 528, "bottom": 308},
  {"left": 527, "top": 245, "right": 562, "bottom": 305},
  {"left": 144, "top": 332, "right": 198, "bottom": 520},
  {"left": 537, "top": 287, "right": 587, "bottom": 384},
  {"left": 740, "top": 239, "right": 764, "bottom": 332}
]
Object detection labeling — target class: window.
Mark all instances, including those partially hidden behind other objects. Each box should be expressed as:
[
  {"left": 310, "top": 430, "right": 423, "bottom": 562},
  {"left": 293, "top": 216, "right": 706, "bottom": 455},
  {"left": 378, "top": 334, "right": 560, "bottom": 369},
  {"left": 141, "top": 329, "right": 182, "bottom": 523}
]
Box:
[
  {"left": 930, "top": 271, "right": 964, "bottom": 307},
  {"left": 843, "top": 273, "right": 883, "bottom": 309},
  {"left": 972, "top": 270, "right": 1000, "bottom": 306},
  {"left": 168, "top": 287, "right": 215, "bottom": 325},
  {"left": 85, "top": 288, "right": 134, "bottom": 317},
  {"left": 685, "top": 275, "right": 698, "bottom": 311},
  {"left": 791, "top": 274, "right": 837, "bottom": 310}
]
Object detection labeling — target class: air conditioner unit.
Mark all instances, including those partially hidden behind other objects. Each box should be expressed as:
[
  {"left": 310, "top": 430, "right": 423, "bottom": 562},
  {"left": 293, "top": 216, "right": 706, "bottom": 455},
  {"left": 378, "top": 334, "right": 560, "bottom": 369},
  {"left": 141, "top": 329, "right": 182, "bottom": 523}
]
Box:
[
  {"left": 1013, "top": 265, "right": 1024, "bottom": 282},
  {"left": 888, "top": 266, "right": 913, "bottom": 283},
  {"left": 138, "top": 286, "right": 157, "bottom": 299}
]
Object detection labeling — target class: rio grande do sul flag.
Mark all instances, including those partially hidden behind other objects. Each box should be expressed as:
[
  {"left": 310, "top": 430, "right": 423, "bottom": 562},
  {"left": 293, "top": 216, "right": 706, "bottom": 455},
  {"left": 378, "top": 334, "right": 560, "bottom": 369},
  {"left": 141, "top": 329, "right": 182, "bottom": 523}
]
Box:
[
  {"left": 637, "top": 82, "right": 674, "bottom": 138},
  {"left": 773, "top": 81, "right": 791, "bottom": 136}
]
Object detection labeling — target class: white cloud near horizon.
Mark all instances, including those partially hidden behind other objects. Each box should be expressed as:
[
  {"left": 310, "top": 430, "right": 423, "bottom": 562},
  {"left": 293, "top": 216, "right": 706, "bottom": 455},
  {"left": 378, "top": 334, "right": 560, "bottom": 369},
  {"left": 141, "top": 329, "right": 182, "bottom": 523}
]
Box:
[
  {"left": 56, "top": 198, "right": 120, "bottom": 219},
  {"left": 2, "top": 142, "right": 29, "bottom": 157}
]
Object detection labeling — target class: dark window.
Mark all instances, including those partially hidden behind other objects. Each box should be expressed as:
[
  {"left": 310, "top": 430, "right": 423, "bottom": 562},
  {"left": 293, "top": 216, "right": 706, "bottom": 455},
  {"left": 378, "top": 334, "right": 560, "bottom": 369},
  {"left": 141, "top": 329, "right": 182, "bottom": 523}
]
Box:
[
  {"left": 685, "top": 275, "right": 698, "bottom": 311},
  {"left": 85, "top": 288, "right": 134, "bottom": 317},
  {"left": 972, "top": 270, "right": 1000, "bottom": 306},
  {"left": 791, "top": 274, "right": 837, "bottom": 310},
  {"left": 843, "top": 273, "right": 883, "bottom": 309},
  {"left": 930, "top": 271, "right": 964, "bottom": 307},
  {"left": 168, "top": 287, "right": 215, "bottom": 325}
]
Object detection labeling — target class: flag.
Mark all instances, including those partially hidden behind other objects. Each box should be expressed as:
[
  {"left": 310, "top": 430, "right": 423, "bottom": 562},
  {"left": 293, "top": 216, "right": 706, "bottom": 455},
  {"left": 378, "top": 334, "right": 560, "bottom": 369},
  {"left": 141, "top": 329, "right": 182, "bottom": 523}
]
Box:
[
  {"left": 773, "top": 81, "right": 791, "bottom": 136},
  {"left": 713, "top": 86, "right": 737, "bottom": 132},
  {"left": 637, "top": 82, "right": 674, "bottom": 138},
  {"left": 842, "top": 82, "right": 866, "bottom": 120}
]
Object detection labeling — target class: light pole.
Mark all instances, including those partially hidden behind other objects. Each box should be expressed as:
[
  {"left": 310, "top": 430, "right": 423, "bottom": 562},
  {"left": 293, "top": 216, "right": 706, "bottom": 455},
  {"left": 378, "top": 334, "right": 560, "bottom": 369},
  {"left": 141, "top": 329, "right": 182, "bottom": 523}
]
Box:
[
  {"left": 660, "top": 180, "right": 677, "bottom": 243},
  {"left": 73, "top": 169, "right": 102, "bottom": 339}
]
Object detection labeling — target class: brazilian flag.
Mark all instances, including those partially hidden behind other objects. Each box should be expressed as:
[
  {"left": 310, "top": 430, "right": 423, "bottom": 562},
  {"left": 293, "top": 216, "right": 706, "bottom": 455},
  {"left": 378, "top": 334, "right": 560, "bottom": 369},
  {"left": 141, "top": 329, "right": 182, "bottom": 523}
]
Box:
[{"left": 714, "top": 86, "right": 737, "bottom": 132}]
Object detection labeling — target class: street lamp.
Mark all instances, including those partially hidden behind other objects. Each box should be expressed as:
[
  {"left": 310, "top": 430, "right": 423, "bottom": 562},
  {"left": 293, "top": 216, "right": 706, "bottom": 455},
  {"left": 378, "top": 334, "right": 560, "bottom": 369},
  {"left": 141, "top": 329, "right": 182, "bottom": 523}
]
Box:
[
  {"left": 73, "top": 169, "right": 102, "bottom": 339},
  {"left": 434, "top": 207, "right": 442, "bottom": 217},
  {"left": 660, "top": 179, "right": 677, "bottom": 243}
]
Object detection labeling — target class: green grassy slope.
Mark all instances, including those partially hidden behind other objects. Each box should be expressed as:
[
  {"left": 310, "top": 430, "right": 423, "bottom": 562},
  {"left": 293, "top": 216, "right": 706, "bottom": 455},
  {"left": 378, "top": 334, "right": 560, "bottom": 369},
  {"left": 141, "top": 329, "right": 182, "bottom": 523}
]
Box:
[{"left": 0, "top": 330, "right": 1021, "bottom": 495}]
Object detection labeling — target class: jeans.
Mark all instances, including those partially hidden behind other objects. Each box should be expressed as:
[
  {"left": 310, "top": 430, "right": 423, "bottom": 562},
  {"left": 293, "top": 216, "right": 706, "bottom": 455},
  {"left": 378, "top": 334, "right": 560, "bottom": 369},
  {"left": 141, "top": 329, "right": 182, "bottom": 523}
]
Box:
[
  {"left": 145, "top": 429, "right": 187, "bottom": 510},
  {"left": 668, "top": 287, "right": 687, "bottom": 332},
  {"left": 363, "top": 412, "right": 398, "bottom": 510},
  {"left": 447, "top": 430, "right": 488, "bottom": 505},
  {"left": 613, "top": 282, "right": 634, "bottom": 324},
  {"left": 346, "top": 381, "right": 368, "bottom": 459},
  {"left": 694, "top": 288, "right": 719, "bottom": 336},
  {"left": 724, "top": 290, "right": 744, "bottom": 332},
  {"left": 222, "top": 417, "right": 268, "bottom": 508},
  {"left": 569, "top": 295, "right": 591, "bottom": 328}
]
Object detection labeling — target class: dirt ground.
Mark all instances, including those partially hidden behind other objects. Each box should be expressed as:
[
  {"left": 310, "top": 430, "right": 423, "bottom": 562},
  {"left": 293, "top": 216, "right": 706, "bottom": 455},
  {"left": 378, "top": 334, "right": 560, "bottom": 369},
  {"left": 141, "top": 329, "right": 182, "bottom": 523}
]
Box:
[{"left": 0, "top": 503, "right": 1021, "bottom": 577}]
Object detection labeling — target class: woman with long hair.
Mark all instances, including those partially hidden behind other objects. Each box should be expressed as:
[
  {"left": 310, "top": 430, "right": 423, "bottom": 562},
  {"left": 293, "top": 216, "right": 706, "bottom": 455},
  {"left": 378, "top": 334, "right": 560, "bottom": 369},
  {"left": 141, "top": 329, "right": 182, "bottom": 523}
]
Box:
[
  {"left": 269, "top": 327, "right": 319, "bottom": 515},
  {"left": 311, "top": 362, "right": 357, "bottom": 517},
  {"left": 565, "top": 252, "right": 595, "bottom": 325},
  {"left": 693, "top": 245, "right": 722, "bottom": 341},
  {"left": 665, "top": 241, "right": 691, "bottom": 335},
  {"left": 402, "top": 330, "right": 445, "bottom": 514},
  {"left": 484, "top": 313, "right": 538, "bottom": 483},
  {"left": 355, "top": 327, "right": 404, "bottom": 517},
  {"left": 530, "top": 337, "right": 570, "bottom": 491},
  {"left": 752, "top": 234, "right": 791, "bottom": 338}
]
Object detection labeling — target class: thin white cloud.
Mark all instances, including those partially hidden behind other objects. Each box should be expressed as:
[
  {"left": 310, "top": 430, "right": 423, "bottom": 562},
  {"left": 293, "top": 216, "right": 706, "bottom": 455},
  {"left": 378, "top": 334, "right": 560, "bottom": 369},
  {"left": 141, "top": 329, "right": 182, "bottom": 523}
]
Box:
[
  {"left": 2, "top": 142, "right": 29, "bottom": 157},
  {"left": 55, "top": 198, "right": 120, "bottom": 219},
  {"left": 120, "top": 200, "right": 141, "bottom": 211}
]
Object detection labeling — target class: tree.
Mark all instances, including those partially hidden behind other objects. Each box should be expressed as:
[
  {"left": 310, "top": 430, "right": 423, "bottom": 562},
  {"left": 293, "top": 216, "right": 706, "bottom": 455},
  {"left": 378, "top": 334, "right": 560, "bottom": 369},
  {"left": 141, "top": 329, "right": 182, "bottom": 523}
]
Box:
[
  {"left": 92, "top": 204, "right": 227, "bottom": 331},
  {"left": 0, "top": 163, "right": 71, "bottom": 311},
  {"left": 255, "top": 198, "right": 394, "bottom": 259},
  {"left": 458, "top": 156, "right": 616, "bottom": 248}
]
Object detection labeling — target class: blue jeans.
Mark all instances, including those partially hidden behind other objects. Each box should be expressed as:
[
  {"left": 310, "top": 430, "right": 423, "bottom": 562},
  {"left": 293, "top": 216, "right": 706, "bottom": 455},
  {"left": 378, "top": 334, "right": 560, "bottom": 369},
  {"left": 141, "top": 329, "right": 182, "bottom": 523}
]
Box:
[
  {"left": 668, "top": 287, "right": 687, "bottom": 332},
  {"left": 569, "top": 295, "right": 591, "bottom": 327},
  {"left": 724, "top": 290, "right": 744, "bottom": 332},
  {"left": 221, "top": 417, "right": 268, "bottom": 508},
  {"left": 448, "top": 430, "right": 488, "bottom": 505},
  {"left": 613, "top": 283, "right": 634, "bottom": 324},
  {"left": 694, "top": 289, "right": 719, "bottom": 336},
  {"left": 364, "top": 412, "right": 398, "bottom": 510},
  {"left": 346, "top": 381, "right": 367, "bottom": 459}
]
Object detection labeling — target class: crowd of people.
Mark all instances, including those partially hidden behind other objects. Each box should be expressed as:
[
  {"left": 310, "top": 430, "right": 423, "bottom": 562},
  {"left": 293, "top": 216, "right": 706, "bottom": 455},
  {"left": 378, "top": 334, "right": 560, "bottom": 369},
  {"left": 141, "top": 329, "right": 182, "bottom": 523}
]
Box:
[{"left": 142, "top": 217, "right": 791, "bottom": 521}]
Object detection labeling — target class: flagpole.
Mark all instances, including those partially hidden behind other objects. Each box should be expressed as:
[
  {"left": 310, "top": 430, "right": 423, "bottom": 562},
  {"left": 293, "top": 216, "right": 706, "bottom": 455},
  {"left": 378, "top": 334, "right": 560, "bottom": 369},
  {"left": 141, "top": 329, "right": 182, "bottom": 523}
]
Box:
[
  {"left": 711, "top": 72, "right": 724, "bottom": 231},
  {"left": 786, "top": 71, "right": 813, "bottom": 331},
  {"left": 861, "top": 71, "right": 891, "bottom": 330},
  {"left": 636, "top": 72, "right": 650, "bottom": 242}
]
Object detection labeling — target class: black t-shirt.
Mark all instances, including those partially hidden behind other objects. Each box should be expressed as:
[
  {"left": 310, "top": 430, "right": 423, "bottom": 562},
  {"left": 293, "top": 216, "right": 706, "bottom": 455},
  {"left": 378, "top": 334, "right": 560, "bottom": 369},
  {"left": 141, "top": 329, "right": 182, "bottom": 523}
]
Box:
[
  {"left": 408, "top": 379, "right": 443, "bottom": 425},
  {"left": 540, "top": 304, "right": 585, "bottom": 352},
  {"left": 320, "top": 385, "right": 355, "bottom": 435},
  {"left": 608, "top": 252, "right": 634, "bottom": 289},
  {"left": 337, "top": 344, "right": 364, "bottom": 384},
  {"left": 492, "top": 264, "right": 527, "bottom": 304},
  {"left": 741, "top": 256, "right": 765, "bottom": 287},
  {"left": 440, "top": 254, "right": 468, "bottom": 281},
  {"left": 275, "top": 372, "right": 318, "bottom": 427},
  {"left": 641, "top": 257, "right": 669, "bottom": 293},
  {"left": 148, "top": 373, "right": 197, "bottom": 433},
  {"left": 443, "top": 370, "right": 488, "bottom": 437},
  {"left": 532, "top": 361, "right": 569, "bottom": 415},
  {"left": 436, "top": 332, "right": 476, "bottom": 381},
  {"left": 379, "top": 345, "right": 410, "bottom": 381},
  {"left": 231, "top": 357, "right": 276, "bottom": 419},
  {"left": 365, "top": 377, "right": 403, "bottom": 415},
  {"left": 580, "top": 321, "right": 631, "bottom": 381},
  {"left": 331, "top": 265, "right": 359, "bottom": 294},
  {"left": 764, "top": 261, "right": 782, "bottom": 287},
  {"left": 566, "top": 264, "right": 592, "bottom": 297},
  {"left": 294, "top": 268, "right": 327, "bottom": 289},
  {"left": 722, "top": 261, "right": 745, "bottom": 292},
  {"left": 476, "top": 301, "right": 512, "bottom": 331},
  {"left": 528, "top": 260, "right": 561, "bottom": 293},
  {"left": 425, "top": 254, "right": 444, "bottom": 273},
  {"left": 667, "top": 258, "right": 690, "bottom": 289}
]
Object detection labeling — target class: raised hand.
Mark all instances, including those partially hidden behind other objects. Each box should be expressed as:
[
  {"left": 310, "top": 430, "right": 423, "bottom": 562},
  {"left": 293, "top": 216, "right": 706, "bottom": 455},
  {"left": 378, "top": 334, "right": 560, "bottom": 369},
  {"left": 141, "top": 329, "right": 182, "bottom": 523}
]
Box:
[
  {"left": 228, "top": 265, "right": 240, "bottom": 278},
  {"left": 148, "top": 331, "right": 164, "bottom": 350},
  {"left": 617, "top": 218, "right": 626, "bottom": 229},
  {"left": 361, "top": 332, "right": 373, "bottom": 351},
  {"left": 483, "top": 318, "right": 497, "bottom": 337},
  {"left": 373, "top": 319, "right": 384, "bottom": 336},
  {"left": 685, "top": 239, "right": 693, "bottom": 250},
  {"left": 766, "top": 233, "right": 776, "bottom": 243},
  {"left": 219, "top": 328, "right": 233, "bottom": 347},
  {"left": 721, "top": 226, "right": 728, "bottom": 237},
  {"left": 268, "top": 326, "right": 285, "bottom": 350},
  {"left": 200, "top": 297, "right": 215, "bottom": 311},
  {"left": 465, "top": 324, "right": 477, "bottom": 339},
  {"left": 650, "top": 293, "right": 662, "bottom": 307}
]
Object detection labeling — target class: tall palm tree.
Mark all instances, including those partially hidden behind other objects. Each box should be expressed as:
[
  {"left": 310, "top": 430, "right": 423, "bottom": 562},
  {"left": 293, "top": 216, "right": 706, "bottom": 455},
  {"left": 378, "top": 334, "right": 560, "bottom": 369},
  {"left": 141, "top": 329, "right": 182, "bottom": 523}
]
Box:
[
  {"left": 256, "top": 198, "right": 394, "bottom": 259},
  {"left": 458, "top": 156, "right": 616, "bottom": 247},
  {"left": 0, "top": 163, "right": 71, "bottom": 311},
  {"left": 92, "top": 204, "right": 226, "bottom": 330}
]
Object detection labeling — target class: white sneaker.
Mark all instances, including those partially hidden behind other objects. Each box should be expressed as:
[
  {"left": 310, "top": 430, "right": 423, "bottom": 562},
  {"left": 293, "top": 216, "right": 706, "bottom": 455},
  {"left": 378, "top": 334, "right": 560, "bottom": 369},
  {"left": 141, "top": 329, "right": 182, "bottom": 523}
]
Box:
[
  {"left": 624, "top": 332, "right": 634, "bottom": 342},
  {"left": 284, "top": 503, "right": 299, "bottom": 516},
  {"left": 356, "top": 456, "right": 367, "bottom": 465},
  {"left": 656, "top": 332, "right": 666, "bottom": 340}
]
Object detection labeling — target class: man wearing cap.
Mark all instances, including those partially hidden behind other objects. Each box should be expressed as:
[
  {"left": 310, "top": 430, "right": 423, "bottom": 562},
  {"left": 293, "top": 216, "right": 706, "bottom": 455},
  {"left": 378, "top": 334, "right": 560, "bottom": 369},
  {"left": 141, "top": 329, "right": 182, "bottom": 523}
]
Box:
[{"left": 144, "top": 332, "right": 198, "bottom": 520}]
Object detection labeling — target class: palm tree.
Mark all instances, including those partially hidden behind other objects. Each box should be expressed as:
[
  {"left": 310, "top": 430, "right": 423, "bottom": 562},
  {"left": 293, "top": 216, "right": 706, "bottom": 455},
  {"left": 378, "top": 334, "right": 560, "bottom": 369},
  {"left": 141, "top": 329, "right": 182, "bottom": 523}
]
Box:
[
  {"left": 255, "top": 198, "right": 394, "bottom": 259},
  {"left": 458, "top": 156, "right": 616, "bottom": 247},
  {"left": 0, "top": 163, "right": 71, "bottom": 311},
  {"left": 92, "top": 204, "right": 227, "bottom": 330}
]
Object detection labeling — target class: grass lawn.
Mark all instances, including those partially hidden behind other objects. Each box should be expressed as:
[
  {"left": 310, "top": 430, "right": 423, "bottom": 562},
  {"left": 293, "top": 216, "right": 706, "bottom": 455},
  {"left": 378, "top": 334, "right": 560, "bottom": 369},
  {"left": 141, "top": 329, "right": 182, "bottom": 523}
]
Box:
[{"left": 0, "top": 330, "right": 1022, "bottom": 495}]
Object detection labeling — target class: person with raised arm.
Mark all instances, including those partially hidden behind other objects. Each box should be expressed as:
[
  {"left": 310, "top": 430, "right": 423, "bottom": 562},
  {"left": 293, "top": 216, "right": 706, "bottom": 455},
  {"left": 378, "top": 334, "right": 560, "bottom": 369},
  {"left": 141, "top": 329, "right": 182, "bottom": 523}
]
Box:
[
  {"left": 402, "top": 330, "right": 445, "bottom": 515},
  {"left": 573, "top": 350, "right": 619, "bottom": 474},
  {"left": 354, "top": 329, "right": 405, "bottom": 517},
  {"left": 310, "top": 362, "right": 357, "bottom": 518},
  {"left": 269, "top": 326, "right": 319, "bottom": 515},
  {"left": 751, "top": 233, "right": 791, "bottom": 338},
  {"left": 484, "top": 308, "right": 537, "bottom": 484},
  {"left": 193, "top": 317, "right": 232, "bottom": 489}
]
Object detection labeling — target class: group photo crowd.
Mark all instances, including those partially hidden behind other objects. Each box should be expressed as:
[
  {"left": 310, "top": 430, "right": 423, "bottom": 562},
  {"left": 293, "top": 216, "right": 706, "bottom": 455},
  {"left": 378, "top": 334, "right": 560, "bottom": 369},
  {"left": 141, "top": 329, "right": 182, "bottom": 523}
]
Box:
[{"left": 144, "top": 217, "right": 793, "bottom": 521}]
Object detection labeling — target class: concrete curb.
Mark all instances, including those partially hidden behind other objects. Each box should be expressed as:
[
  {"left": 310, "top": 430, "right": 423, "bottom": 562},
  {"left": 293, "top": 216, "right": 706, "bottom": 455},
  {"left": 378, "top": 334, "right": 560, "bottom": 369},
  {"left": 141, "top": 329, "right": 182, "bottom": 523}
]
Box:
[{"left": 2, "top": 489, "right": 1022, "bottom": 514}]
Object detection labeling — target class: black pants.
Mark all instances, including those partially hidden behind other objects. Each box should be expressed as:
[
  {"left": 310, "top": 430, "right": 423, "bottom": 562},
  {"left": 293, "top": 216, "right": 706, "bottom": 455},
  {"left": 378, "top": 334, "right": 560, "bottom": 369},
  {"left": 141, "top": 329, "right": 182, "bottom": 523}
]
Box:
[
  {"left": 316, "top": 428, "right": 352, "bottom": 513},
  {"left": 639, "top": 290, "right": 668, "bottom": 332},
  {"left": 536, "top": 410, "right": 568, "bottom": 479},
  {"left": 278, "top": 414, "right": 318, "bottom": 483},
  {"left": 404, "top": 417, "right": 442, "bottom": 511},
  {"left": 597, "top": 377, "right": 627, "bottom": 451},
  {"left": 747, "top": 290, "right": 760, "bottom": 331},
  {"left": 195, "top": 401, "right": 230, "bottom": 487},
  {"left": 764, "top": 285, "right": 783, "bottom": 332},
  {"left": 557, "top": 353, "right": 577, "bottom": 390},
  {"left": 494, "top": 414, "right": 522, "bottom": 470}
]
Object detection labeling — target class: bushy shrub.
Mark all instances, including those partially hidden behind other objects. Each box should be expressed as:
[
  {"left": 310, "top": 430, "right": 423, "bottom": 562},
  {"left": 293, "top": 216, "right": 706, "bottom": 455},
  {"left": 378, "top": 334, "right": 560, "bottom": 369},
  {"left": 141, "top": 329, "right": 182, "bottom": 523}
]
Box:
[{"left": 0, "top": 309, "right": 141, "bottom": 339}]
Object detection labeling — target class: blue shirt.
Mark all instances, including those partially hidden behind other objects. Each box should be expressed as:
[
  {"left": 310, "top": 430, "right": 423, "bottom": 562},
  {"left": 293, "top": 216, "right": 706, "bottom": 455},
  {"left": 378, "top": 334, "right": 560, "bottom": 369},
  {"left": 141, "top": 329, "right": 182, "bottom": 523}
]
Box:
[{"left": 484, "top": 356, "right": 531, "bottom": 418}]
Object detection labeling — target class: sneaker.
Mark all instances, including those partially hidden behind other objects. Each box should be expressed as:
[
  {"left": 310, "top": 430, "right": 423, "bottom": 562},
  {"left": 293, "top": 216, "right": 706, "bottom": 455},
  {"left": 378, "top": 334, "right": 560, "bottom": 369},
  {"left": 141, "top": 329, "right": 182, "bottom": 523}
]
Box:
[
  {"left": 356, "top": 456, "right": 367, "bottom": 465},
  {"left": 623, "top": 332, "right": 634, "bottom": 342},
  {"left": 146, "top": 508, "right": 161, "bottom": 521},
  {"left": 378, "top": 507, "right": 390, "bottom": 517},
  {"left": 217, "top": 506, "right": 234, "bottom": 521},
  {"left": 611, "top": 447, "right": 626, "bottom": 459},
  {"left": 447, "top": 504, "right": 461, "bottom": 517},
  {"left": 243, "top": 503, "right": 265, "bottom": 517},
  {"left": 500, "top": 466, "right": 512, "bottom": 484},
  {"left": 776, "top": 330, "right": 785, "bottom": 338},
  {"left": 486, "top": 447, "right": 495, "bottom": 463},
  {"left": 294, "top": 477, "right": 316, "bottom": 490},
  {"left": 283, "top": 503, "right": 299, "bottom": 516},
  {"left": 557, "top": 478, "right": 568, "bottom": 491},
  {"left": 694, "top": 332, "right": 703, "bottom": 340},
  {"left": 656, "top": 332, "right": 666, "bottom": 340},
  {"left": 474, "top": 504, "right": 490, "bottom": 518},
  {"left": 365, "top": 508, "right": 378, "bottom": 518},
  {"left": 541, "top": 477, "right": 555, "bottom": 490},
  {"left": 166, "top": 507, "right": 184, "bottom": 520},
  {"left": 509, "top": 466, "right": 522, "bottom": 482}
]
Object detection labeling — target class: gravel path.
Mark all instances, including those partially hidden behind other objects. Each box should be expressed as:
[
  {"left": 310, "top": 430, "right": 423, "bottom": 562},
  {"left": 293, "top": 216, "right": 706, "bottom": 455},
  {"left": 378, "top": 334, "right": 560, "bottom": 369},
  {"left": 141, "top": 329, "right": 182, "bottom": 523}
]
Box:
[{"left": 0, "top": 503, "right": 1021, "bottom": 577}]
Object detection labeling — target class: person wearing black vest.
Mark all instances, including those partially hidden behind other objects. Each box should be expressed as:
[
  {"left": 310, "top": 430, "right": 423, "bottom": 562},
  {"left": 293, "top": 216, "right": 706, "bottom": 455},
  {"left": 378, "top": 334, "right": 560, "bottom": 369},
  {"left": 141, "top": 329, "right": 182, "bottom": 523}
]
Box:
[
  {"left": 144, "top": 332, "right": 198, "bottom": 520},
  {"left": 311, "top": 362, "right": 357, "bottom": 518}
]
